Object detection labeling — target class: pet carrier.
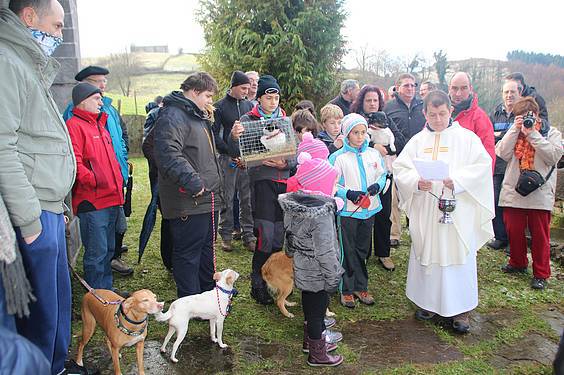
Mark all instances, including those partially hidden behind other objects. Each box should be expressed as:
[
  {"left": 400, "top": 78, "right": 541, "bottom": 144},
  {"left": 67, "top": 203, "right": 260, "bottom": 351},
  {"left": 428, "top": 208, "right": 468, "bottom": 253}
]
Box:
[{"left": 238, "top": 117, "right": 297, "bottom": 166}]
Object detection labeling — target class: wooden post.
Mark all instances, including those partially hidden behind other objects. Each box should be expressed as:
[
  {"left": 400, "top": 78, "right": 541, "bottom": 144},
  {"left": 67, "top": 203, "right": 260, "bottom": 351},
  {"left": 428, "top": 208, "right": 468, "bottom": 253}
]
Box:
[
  {"left": 134, "top": 90, "right": 138, "bottom": 116},
  {"left": 117, "top": 99, "right": 122, "bottom": 115}
]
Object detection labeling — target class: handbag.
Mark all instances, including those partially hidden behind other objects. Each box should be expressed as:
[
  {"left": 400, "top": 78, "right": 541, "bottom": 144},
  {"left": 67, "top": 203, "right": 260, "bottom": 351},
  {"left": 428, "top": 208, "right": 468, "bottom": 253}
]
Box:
[{"left": 515, "top": 166, "right": 555, "bottom": 197}]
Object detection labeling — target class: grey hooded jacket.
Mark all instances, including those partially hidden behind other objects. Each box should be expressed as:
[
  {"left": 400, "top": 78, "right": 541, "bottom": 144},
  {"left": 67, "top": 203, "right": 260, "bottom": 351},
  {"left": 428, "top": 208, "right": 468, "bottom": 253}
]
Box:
[
  {"left": 278, "top": 192, "right": 344, "bottom": 293},
  {"left": 0, "top": 6, "right": 76, "bottom": 236}
]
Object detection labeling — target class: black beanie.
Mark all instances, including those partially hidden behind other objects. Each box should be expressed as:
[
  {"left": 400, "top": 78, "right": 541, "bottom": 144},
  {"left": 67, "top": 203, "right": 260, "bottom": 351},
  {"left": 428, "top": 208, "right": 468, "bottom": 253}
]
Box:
[
  {"left": 231, "top": 70, "right": 251, "bottom": 87},
  {"left": 72, "top": 83, "right": 102, "bottom": 106},
  {"left": 256, "top": 75, "right": 281, "bottom": 98}
]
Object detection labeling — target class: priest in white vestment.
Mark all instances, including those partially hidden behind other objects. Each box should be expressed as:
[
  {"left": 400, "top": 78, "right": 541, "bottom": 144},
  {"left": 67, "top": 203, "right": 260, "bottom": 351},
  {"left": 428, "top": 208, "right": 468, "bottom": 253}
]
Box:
[{"left": 393, "top": 90, "right": 494, "bottom": 333}]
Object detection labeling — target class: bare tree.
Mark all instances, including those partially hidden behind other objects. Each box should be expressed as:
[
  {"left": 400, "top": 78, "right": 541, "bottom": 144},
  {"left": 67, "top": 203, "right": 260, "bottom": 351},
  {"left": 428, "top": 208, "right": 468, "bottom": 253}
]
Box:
[
  {"left": 355, "top": 44, "right": 373, "bottom": 73},
  {"left": 96, "top": 48, "right": 140, "bottom": 97}
]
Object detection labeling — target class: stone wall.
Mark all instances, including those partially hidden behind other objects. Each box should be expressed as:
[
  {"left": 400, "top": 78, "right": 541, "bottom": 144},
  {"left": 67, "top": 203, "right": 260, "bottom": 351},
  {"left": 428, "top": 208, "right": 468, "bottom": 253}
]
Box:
[{"left": 51, "top": 0, "right": 80, "bottom": 111}]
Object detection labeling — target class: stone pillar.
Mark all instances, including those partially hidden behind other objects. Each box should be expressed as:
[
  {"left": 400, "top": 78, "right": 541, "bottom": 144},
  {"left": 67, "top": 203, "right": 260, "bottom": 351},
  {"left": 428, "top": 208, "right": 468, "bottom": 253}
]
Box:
[{"left": 51, "top": 0, "right": 80, "bottom": 112}]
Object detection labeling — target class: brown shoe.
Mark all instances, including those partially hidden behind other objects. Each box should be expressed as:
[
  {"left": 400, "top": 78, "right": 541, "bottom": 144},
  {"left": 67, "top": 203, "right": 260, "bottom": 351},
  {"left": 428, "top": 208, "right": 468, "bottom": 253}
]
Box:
[
  {"left": 379, "top": 257, "right": 395, "bottom": 271},
  {"left": 353, "top": 291, "right": 375, "bottom": 305},
  {"left": 232, "top": 229, "right": 242, "bottom": 240},
  {"left": 340, "top": 294, "right": 355, "bottom": 308},
  {"left": 243, "top": 238, "right": 256, "bottom": 252},
  {"left": 221, "top": 240, "right": 232, "bottom": 252}
]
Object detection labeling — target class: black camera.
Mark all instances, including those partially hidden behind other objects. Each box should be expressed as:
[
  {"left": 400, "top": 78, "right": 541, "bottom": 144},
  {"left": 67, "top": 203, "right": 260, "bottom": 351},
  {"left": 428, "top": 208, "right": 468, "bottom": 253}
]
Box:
[
  {"left": 523, "top": 111, "right": 535, "bottom": 129},
  {"left": 366, "top": 111, "right": 388, "bottom": 128}
]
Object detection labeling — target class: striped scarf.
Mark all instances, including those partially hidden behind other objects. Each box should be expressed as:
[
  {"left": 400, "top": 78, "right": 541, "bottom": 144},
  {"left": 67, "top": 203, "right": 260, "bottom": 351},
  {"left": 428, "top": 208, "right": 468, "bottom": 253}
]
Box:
[{"left": 514, "top": 121, "right": 542, "bottom": 170}]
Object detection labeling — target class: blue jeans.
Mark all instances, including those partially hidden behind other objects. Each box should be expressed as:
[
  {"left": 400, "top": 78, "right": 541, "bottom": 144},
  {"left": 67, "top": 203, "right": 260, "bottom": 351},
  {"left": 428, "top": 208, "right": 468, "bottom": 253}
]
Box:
[
  {"left": 78, "top": 206, "right": 119, "bottom": 290},
  {"left": 15, "top": 211, "right": 71, "bottom": 375}
]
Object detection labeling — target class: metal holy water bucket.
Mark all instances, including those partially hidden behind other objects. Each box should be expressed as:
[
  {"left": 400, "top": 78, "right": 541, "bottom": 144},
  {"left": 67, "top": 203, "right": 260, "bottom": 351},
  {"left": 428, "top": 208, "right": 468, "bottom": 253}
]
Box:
[{"left": 430, "top": 188, "right": 456, "bottom": 224}]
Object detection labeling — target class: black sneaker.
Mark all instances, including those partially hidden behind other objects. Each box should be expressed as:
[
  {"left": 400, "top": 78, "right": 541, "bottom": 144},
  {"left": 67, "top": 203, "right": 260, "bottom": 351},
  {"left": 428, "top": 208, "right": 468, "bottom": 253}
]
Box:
[
  {"left": 62, "top": 360, "right": 91, "bottom": 375},
  {"left": 250, "top": 287, "right": 273, "bottom": 305},
  {"left": 501, "top": 264, "right": 527, "bottom": 274},
  {"left": 487, "top": 239, "right": 508, "bottom": 250},
  {"left": 415, "top": 308, "right": 435, "bottom": 321},
  {"left": 530, "top": 277, "right": 547, "bottom": 290}
]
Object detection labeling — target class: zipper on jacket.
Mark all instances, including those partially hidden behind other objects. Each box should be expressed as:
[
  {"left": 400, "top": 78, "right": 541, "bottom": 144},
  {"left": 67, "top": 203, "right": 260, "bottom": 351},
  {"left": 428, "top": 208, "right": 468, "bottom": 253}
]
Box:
[{"left": 96, "top": 118, "right": 122, "bottom": 195}]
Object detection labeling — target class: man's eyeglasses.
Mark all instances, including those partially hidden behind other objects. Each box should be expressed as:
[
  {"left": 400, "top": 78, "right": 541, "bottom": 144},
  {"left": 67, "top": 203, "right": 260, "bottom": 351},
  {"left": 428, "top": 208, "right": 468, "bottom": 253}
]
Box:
[
  {"left": 400, "top": 83, "right": 417, "bottom": 89},
  {"left": 86, "top": 78, "right": 108, "bottom": 85}
]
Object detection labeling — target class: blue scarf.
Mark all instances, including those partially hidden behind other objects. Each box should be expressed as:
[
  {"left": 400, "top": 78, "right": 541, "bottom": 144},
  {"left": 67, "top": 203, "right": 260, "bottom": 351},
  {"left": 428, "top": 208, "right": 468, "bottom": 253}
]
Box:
[{"left": 258, "top": 105, "right": 282, "bottom": 119}]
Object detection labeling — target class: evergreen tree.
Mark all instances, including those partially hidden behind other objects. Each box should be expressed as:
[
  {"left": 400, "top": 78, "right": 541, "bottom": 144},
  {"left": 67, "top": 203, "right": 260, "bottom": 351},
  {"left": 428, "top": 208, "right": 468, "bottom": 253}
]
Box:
[
  {"left": 197, "top": 0, "right": 346, "bottom": 109},
  {"left": 433, "top": 50, "right": 448, "bottom": 90}
]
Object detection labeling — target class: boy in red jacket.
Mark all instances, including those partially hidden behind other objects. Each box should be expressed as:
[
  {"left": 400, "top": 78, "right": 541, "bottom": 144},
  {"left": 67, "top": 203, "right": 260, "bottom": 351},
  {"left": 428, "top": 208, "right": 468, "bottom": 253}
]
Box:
[{"left": 66, "top": 83, "right": 124, "bottom": 289}]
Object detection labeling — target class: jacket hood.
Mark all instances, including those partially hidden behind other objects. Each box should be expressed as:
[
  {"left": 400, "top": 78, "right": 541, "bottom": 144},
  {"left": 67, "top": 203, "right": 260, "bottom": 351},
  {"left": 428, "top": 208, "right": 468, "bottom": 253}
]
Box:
[
  {"left": 278, "top": 192, "right": 336, "bottom": 219},
  {"left": 248, "top": 103, "right": 286, "bottom": 119},
  {"left": 521, "top": 84, "right": 536, "bottom": 97},
  {"left": 163, "top": 91, "right": 206, "bottom": 119}
]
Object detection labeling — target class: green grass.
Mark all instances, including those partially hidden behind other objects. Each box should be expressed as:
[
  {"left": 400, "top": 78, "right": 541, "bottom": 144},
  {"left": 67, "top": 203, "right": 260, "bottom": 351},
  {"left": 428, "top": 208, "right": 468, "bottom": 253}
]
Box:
[{"left": 70, "top": 157, "right": 563, "bottom": 374}]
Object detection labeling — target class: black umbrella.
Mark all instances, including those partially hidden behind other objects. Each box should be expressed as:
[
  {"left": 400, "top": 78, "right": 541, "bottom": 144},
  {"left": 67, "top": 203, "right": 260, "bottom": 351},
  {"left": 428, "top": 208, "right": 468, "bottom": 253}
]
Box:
[{"left": 138, "top": 183, "right": 158, "bottom": 263}]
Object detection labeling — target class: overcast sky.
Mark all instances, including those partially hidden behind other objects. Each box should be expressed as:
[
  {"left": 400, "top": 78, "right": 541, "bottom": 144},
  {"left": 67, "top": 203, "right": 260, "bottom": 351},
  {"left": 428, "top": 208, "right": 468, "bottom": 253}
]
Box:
[{"left": 77, "top": 0, "right": 563, "bottom": 66}]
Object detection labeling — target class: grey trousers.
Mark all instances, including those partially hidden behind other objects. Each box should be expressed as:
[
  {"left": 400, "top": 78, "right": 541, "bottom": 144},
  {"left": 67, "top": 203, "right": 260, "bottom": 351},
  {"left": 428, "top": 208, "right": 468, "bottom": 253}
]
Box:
[{"left": 218, "top": 155, "right": 255, "bottom": 241}]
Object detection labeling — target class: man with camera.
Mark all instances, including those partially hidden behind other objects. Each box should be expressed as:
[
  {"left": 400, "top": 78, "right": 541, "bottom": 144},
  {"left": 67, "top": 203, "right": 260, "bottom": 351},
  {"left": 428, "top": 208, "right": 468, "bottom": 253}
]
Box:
[{"left": 496, "top": 97, "right": 562, "bottom": 290}]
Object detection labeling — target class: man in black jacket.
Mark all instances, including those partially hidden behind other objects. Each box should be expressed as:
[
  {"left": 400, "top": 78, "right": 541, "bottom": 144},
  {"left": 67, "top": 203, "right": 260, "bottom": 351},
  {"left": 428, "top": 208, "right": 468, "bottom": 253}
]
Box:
[
  {"left": 329, "top": 79, "right": 360, "bottom": 116},
  {"left": 505, "top": 72, "right": 549, "bottom": 120},
  {"left": 487, "top": 79, "right": 521, "bottom": 251},
  {"left": 154, "top": 72, "right": 225, "bottom": 298},
  {"left": 213, "top": 71, "right": 255, "bottom": 252},
  {"left": 384, "top": 73, "right": 425, "bottom": 143}
]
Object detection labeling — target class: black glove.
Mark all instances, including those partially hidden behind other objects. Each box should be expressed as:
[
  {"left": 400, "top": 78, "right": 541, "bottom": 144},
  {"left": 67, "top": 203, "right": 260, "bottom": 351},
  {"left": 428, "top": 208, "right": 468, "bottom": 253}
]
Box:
[
  {"left": 367, "top": 183, "right": 380, "bottom": 196},
  {"left": 346, "top": 190, "right": 364, "bottom": 204}
]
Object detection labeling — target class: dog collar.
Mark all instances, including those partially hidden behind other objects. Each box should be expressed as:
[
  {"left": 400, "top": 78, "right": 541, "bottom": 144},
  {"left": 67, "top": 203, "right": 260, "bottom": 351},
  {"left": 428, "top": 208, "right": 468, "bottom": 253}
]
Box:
[
  {"left": 114, "top": 303, "right": 147, "bottom": 336},
  {"left": 216, "top": 285, "right": 238, "bottom": 296}
]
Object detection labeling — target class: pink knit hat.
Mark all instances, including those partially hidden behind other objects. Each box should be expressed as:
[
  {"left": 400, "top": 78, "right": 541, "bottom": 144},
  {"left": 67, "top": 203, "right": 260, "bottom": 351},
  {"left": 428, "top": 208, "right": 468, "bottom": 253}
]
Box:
[
  {"left": 297, "top": 132, "right": 329, "bottom": 160},
  {"left": 295, "top": 152, "right": 338, "bottom": 196}
]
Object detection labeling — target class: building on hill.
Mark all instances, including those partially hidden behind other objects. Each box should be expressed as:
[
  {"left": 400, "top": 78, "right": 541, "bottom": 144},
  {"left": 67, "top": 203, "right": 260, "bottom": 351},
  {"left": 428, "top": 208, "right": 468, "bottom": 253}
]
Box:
[{"left": 130, "top": 44, "right": 169, "bottom": 53}]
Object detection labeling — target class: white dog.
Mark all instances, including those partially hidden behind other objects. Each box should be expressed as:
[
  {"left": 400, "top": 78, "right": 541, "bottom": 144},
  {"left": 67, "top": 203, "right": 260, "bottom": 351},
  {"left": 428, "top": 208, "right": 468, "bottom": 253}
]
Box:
[
  {"left": 368, "top": 125, "right": 396, "bottom": 172},
  {"left": 156, "top": 269, "right": 239, "bottom": 363}
]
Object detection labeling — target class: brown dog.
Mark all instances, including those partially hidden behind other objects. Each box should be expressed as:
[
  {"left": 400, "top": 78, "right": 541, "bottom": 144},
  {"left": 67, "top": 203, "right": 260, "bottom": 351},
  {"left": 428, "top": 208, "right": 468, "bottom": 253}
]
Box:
[
  {"left": 262, "top": 252, "right": 336, "bottom": 319},
  {"left": 76, "top": 289, "right": 164, "bottom": 375},
  {"left": 262, "top": 252, "right": 296, "bottom": 317}
]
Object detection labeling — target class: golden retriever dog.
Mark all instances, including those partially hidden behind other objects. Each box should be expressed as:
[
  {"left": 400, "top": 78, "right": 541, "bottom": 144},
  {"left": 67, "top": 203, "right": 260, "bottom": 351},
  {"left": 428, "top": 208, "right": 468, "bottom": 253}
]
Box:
[{"left": 262, "top": 252, "right": 335, "bottom": 318}]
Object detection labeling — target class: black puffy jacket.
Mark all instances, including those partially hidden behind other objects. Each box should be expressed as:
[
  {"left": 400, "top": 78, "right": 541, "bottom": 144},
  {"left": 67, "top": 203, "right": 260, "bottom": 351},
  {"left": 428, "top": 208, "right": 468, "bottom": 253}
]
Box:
[
  {"left": 383, "top": 95, "right": 426, "bottom": 143},
  {"left": 154, "top": 91, "right": 224, "bottom": 218}
]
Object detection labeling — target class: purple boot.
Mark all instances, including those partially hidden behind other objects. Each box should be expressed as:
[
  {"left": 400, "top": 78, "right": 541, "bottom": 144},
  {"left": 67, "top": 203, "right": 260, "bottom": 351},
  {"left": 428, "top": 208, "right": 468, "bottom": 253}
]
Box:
[
  {"left": 306, "top": 337, "right": 343, "bottom": 367},
  {"left": 302, "top": 322, "right": 337, "bottom": 353}
]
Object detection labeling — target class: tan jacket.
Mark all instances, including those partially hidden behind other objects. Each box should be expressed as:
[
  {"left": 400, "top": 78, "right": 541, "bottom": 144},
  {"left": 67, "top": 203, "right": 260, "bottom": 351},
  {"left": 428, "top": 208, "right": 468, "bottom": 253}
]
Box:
[{"left": 496, "top": 125, "right": 562, "bottom": 211}]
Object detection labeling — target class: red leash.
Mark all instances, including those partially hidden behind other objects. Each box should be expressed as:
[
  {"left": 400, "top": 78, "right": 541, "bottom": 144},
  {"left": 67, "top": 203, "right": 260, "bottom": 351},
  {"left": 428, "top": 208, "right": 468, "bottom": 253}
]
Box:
[{"left": 210, "top": 192, "right": 231, "bottom": 317}]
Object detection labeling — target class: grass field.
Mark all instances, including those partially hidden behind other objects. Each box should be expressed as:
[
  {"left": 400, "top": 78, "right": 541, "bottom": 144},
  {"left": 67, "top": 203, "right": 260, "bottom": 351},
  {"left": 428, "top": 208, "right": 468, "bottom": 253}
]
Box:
[{"left": 69, "top": 158, "right": 563, "bottom": 374}]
